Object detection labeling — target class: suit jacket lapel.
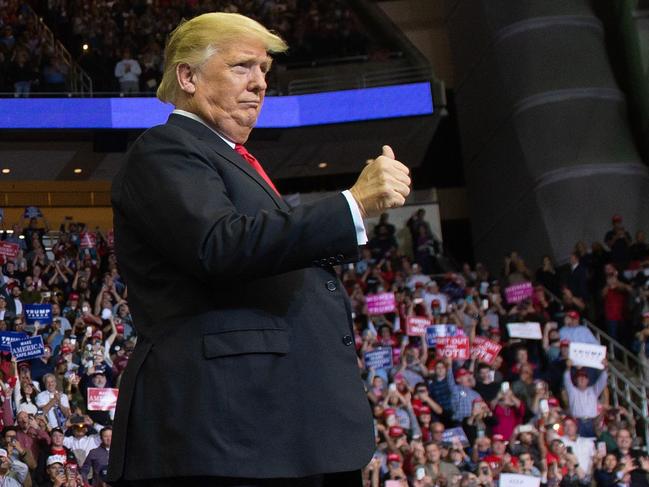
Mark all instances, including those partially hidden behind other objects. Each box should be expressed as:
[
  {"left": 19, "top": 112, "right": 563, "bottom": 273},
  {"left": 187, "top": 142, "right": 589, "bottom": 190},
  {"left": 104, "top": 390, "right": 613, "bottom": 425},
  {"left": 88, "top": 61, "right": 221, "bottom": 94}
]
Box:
[{"left": 167, "top": 114, "right": 289, "bottom": 210}]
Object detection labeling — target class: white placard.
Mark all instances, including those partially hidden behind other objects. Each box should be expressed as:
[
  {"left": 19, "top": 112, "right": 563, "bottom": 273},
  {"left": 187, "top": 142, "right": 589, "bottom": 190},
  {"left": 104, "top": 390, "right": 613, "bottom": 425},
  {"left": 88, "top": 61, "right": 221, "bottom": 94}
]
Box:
[
  {"left": 507, "top": 322, "right": 542, "bottom": 340},
  {"left": 499, "top": 473, "right": 541, "bottom": 487},
  {"left": 569, "top": 342, "right": 607, "bottom": 370}
]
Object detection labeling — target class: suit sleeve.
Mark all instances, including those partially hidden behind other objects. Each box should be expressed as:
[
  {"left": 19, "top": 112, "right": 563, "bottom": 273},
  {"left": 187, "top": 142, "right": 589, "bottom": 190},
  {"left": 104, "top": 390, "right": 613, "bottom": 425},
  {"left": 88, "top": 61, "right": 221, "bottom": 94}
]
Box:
[{"left": 115, "top": 126, "right": 360, "bottom": 281}]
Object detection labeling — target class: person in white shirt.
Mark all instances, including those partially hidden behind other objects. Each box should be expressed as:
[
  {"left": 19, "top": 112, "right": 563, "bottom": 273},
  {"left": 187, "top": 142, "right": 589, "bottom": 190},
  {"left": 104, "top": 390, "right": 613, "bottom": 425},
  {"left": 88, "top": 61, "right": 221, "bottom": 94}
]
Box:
[
  {"left": 561, "top": 416, "right": 596, "bottom": 476},
  {"left": 35, "top": 373, "right": 70, "bottom": 429},
  {"left": 422, "top": 281, "right": 448, "bottom": 314},
  {"left": 563, "top": 359, "right": 607, "bottom": 438},
  {"left": 114, "top": 48, "right": 142, "bottom": 94},
  {"left": 63, "top": 419, "right": 101, "bottom": 466}
]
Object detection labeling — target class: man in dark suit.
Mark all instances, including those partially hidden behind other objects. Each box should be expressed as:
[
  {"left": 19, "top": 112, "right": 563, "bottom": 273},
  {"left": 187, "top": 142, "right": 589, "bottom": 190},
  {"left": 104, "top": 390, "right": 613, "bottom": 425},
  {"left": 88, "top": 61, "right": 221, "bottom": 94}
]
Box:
[{"left": 107, "top": 12, "right": 411, "bottom": 487}]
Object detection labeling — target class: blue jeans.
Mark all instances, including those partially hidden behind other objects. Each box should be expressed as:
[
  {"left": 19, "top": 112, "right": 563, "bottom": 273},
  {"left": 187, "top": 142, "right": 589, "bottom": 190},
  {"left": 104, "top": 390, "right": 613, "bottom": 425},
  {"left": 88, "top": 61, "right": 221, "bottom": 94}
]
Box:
[{"left": 13, "top": 81, "right": 31, "bottom": 97}]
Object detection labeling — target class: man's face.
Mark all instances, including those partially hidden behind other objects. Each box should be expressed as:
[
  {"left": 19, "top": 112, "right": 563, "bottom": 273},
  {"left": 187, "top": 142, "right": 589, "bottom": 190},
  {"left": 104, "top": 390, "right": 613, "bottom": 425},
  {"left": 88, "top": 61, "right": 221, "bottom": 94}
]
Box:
[
  {"left": 100, "top": 429, "right": 112, "bottom": 448},
  {"left": 45, "top": 375, "right": 57, "bottom": 392},
  {"left": 434, "top": 362, "right": 446, "bottom": 379},
  {"left": 493, "top": 440, "right": 506, "bottom": 455},
  {"left": 183, "top": 39, "right": 271, "bottom": 144},
  {"left": 565, "top": 420, "right": 577, "bottom": 437},
  {"left": 17, "top": 412, "right": 29, "bottom": 430},
  {"left": 576, "top": 375, "right": 589, "bottom": 390},
  {"left": 617, "top": 429, "right": 632, "bottom": 450},
  {"left": 425, "top": 443, "right": 441, "bottom": 463},
  {"left": 52, "top": 431, "right": 64, "bottom": 446}
]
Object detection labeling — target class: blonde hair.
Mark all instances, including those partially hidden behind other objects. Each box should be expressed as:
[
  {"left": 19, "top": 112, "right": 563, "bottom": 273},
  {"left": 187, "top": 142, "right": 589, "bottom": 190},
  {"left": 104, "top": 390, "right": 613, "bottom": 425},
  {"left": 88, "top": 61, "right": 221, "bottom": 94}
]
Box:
[{"left": 157, "top": 12, "right": 288, "bottom": 104}]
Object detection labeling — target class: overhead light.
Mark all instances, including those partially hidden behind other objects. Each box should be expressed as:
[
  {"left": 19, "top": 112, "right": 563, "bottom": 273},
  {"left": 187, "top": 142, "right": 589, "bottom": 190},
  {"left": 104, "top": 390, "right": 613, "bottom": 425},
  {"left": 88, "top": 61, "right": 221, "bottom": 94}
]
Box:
[
  {"left": 73, "top": 168, "right": 83, "bottom": 174},
  {"left": 82, "top": 44, "right": 89, "bottom": 51},
  {"left": 1, "top": 169, "right": 10, "bottom": 174},
  {"left": 318, "top": 162, "right": 328, "bottom": 169}
]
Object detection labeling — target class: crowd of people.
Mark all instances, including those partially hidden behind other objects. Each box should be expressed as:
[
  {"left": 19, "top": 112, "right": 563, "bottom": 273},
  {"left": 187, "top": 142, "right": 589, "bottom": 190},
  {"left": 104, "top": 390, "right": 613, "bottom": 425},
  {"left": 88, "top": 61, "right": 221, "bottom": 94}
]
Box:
[
  {"left": 0, "top": 0, "right": 69, "bottom": 96},
  {"left": 1, "top": 0, "right": 381, "bottom": 95},
  {"left": 347, "top": 211, "right": 649, "bottom": 486},
  {"left": 0, "top": 209, "right": 645, "bottom": 486}
]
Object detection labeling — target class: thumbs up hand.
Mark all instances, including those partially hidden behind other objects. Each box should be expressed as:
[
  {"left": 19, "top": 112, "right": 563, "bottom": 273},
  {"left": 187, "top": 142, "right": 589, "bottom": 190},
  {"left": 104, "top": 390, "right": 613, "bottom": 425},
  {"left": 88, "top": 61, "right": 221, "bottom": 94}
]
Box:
[{"left": 349, "top": 145, "right": 411, "bottom": 218}]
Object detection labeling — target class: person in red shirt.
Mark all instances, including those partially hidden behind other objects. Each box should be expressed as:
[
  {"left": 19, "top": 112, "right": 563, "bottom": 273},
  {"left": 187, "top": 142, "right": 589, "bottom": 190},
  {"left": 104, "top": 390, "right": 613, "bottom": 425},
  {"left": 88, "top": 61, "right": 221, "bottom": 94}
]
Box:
[{"left": 601, "top": 264, "right": 632, "bottom": 341}]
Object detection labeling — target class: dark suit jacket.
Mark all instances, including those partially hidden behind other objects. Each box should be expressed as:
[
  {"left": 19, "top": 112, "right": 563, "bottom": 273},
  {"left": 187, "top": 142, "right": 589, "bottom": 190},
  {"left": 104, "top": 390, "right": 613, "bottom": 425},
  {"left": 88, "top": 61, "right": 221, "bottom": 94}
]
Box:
[{"left": 107, "top": 114, "right": 374, "bottom": 482}]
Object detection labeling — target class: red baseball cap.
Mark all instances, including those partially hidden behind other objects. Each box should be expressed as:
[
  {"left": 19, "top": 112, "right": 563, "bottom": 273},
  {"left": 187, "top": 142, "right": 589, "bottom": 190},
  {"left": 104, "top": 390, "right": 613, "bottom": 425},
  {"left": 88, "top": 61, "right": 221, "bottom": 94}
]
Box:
[
  {"left": 389, "top": 426, "right": 405, "bottom": 438},
  {"left": 642, "top": 311, "right": 649, "bottom": 319},
  {"left": 454, "top": 368, "right": 471, "bottom": 380},
  {"left": 492, "top": 434, "right": 508, "bottom": 444},
  {"left": 612, "top": 215, "right": 623, "bottom": 223},
  {"left": 566, "top": 310, "right": 580, "bottom": 320},
  {"left": 387, "top": 453, "right": 401, "bottom": 463},
  {"left": 69, "top": 292, "right": 79, "bottom": 301},
  {"left": 116, "top": 324, "right": 125, "bottom": 334},
  {"left": 416, "top": 405, "right": 432, "bottom": 416},
  {"left": 548, "top": 397, "right": 560, "bottom": 407},
  {"left": 384, "top": 408, "right": 396, "bottom": 418}
]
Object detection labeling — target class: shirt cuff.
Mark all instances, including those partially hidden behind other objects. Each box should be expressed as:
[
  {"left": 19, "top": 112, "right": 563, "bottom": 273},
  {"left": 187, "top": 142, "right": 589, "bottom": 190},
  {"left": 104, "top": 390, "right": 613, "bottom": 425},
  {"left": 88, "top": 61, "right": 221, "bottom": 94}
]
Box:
[{"left": 341, "top": 190, "right": 368, "bottom": 245}]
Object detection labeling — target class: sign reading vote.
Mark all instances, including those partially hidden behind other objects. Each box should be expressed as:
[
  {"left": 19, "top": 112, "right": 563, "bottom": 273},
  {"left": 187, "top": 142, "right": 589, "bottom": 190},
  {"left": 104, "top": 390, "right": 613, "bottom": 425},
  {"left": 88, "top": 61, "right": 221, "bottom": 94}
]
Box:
[
  {"left": 364, "top": 347, "right": 393, "bottom": 369},
  {"left": 0, "top": 242, "right": 20, "bottom": 259},
  {"left": 87, "top": 388, "right": 119, "bottom": 411},
  {"left": 24, "top": 304, "right": 52, "bottom": 325},
  {"left": 569, "top": 342, "right": 607, "bottom": 370},
  {"left": 10, "top": 336, "right": 45, "bottom": 361},
  {"left": 435, "top": 336, "right": 470, "bottom": 360},
  {"left": 499, "top": 473, "right": 541, "bottom": 487},
  {"left": 426, "top": 324, "right": 456, "bottom": 347},
  {"left": 471, "top": 336, "right": 502, "bottom": 365},
  {"left": 507, "top": 322, "right": 542, "bottom": 340},
  {"left": 505, "top": 282, "right": 533, "bottom": 304},
  {"left": 0, "top": 332, "right": 28, "bottom": 352},
  {"left": 366, "top": 293, "right": 396, "bottom": 315},
  {"left": 406, "top": 316, "right": 431, "bottom": 336}
]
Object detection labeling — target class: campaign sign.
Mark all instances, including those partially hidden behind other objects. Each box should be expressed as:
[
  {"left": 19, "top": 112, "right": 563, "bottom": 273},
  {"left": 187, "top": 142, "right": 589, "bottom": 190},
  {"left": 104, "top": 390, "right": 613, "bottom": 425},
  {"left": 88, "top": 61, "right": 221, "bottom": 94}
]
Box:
[
  {"left": 366, "top": 293, "right": 396, "bottom": 315},
  {"left": 442, "top": 426, "right": 470, "bottom": 447},
  {"left": 472, "top": 336, "right": 502, "bottom": 365},
  {"left": 500, "top": 473, "right": 541, "bottom": 487},
  {"left": 364, "top": 347, "right": 393, "bottom": 369},
  {"left": 0, "top": 332, "right": 28, "bottom": 352},
  {"left": 507, "top": 322, "right": 542, "bottom": 340},
  {"left": 79, "top": 232, "right": 97, "bottom": 249},
  {"left": 505, "top": 282, "right": 533, "bottom": 304},
  {"left": 24, "top": 304, "right": 52, "bottom": 325},
  {"left": 107, "top": 229, "right": 115, "bottom": 247},
  {"left": 23, "top": 206, "right": 42, "bottom": 219},
  {"left": 406, "top": 316, "right": 431, "bottom": 336},
  {"left": 425, "top": 324, "right": 457, "bottom": 347},
  {"left": 435, "top": 336, "right": 470, "bottom": 360},
  {"left": 87, "top": 388, "right": 119, "bottom": 411},
  {"left": 569, "top": 342, "right": 607, "bottom": 370},
  {"left": 0, "top": 242, "right": 19, "bottom": 259},
  {"left": 10, "top": 336, "right": 45, "bottom": 361}
]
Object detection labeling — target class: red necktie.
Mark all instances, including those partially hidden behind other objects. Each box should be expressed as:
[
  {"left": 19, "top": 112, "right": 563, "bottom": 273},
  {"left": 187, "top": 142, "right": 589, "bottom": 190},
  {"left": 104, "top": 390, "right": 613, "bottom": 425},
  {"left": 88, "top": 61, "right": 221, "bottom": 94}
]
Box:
[{"left": 234, "top": 144, "right": 280, "bottom": 197}]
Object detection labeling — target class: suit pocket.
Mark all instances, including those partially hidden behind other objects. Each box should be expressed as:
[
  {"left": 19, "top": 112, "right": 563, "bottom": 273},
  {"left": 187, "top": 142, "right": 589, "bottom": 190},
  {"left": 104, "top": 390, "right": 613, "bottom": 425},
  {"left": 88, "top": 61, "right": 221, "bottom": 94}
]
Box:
[{"left": 203, "top": 328, "right": 289, "bottom": 358}]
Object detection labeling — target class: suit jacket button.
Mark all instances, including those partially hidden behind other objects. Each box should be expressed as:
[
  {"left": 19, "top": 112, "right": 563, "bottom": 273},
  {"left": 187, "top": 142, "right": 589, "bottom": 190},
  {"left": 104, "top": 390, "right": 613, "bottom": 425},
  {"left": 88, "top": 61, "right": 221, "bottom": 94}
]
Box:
[
  {"left": 326, "top": 280, "right": 337, "bottom": 292},
  {"left": 342, "top": 335, "right": 353, "bottom": 346}
]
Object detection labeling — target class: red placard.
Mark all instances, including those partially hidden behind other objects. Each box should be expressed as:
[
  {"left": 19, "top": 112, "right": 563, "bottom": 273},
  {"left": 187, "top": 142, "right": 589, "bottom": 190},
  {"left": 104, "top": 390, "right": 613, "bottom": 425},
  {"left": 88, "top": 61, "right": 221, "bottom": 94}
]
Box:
[
  {"left": 79, "top": 232, "right": 97, "bottom": 249},
  {"left": 471, "top": 336, "right": 502, "bottom": 365},
  {"left": 435, "top": 336, "right": 470, "bottom": 360},
  {"left": 87, "top": 387, "right": 119, "bottom": 411},
  {"left": 406, "top": 316, "right": 431, "bottom": 336},
  {"left": 0, "top": 242, "right": 19, "bottom": 258}
]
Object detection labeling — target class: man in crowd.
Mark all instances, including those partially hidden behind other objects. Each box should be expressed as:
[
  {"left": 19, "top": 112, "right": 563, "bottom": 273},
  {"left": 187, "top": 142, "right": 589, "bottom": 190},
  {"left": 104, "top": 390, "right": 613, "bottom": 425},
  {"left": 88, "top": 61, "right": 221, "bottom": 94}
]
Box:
[
  {"left": 81, "top": 427, "right": 111, "bottom": 486},
  {"left": 563, "top": 360, "right": 608, "bottom": 437},
  {"left": 108, "top": 11, "right": 410, "bottom": 486},
  {"left": 559, "top": 310, "right": 598, "bottom": 345}
]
